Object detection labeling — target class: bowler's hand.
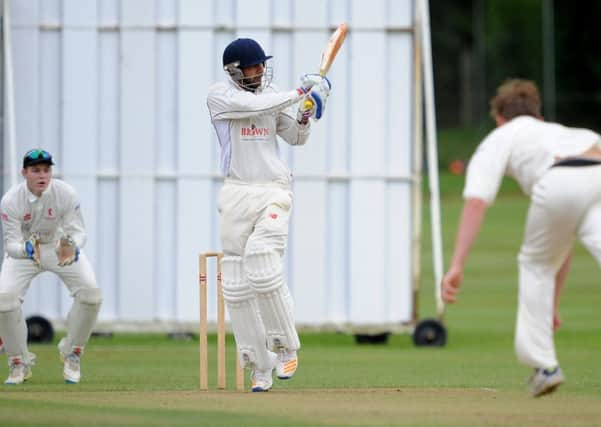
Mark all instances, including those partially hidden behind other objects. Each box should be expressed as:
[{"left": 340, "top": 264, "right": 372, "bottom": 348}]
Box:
[
  {"left": 553, "top": 310, "right": 561, "bottom": 331},
  {"left": 442, "top": 265, "right": 463, "bottom": 303}
]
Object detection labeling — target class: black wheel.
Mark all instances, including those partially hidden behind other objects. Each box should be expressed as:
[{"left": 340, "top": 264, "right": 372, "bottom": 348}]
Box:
[
  {"left": 412, "top": 318, "right": 447, "bottom": 347},
  {"left": 167, "top": 331, "right": 195, "bottom": 341},
  {"left": 26, "top": 315, "right": 55, "bottom": 344},
  {"left": 354, "top": 332, "right": 390, "bottom": 345}
]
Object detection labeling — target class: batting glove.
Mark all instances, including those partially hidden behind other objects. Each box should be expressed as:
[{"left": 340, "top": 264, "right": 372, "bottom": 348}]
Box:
[
  {"left": 307, "top": 77, "right": 332, "bottom": 120},
  {"left": 297, "top": 73, "right": 327, "bottom": 94}
]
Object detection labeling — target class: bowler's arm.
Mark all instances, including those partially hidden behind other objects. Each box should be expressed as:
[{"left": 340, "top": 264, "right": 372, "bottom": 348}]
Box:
[{"left": 441, "top": 197, "right": 488, "bottom": 303}]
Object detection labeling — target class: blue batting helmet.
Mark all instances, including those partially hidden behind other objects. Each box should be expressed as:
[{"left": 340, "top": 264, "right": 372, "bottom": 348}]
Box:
[{"left": 222, "top": 38, "right": 272, "bottom": 68}]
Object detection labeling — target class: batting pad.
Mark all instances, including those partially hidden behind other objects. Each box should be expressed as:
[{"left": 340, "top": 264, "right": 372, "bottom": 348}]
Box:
[
  {"left": 0, "top": 292, "right": 29, "bottom": 358},
  {"left": 221, "top": 256, "right": 276, "bottom": 370},
  {"left": 245, "top": 249, "right": 300, "bottom": 352},
  {"left": 65, "top": 288, "right": 102, "bottom": 351}
]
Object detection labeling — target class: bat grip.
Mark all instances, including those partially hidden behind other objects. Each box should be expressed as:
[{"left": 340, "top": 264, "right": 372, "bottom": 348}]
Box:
[{"left": 302, "top": 99, "right": 314, "bottom": 111}]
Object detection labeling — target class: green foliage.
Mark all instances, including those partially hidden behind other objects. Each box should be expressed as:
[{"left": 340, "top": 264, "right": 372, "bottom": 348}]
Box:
[
  {"left": 430, "top": 1, "right": 601, "bottom": 132},
  {"left": 485, "top": 0, "right": 543, "bottom": 89}
]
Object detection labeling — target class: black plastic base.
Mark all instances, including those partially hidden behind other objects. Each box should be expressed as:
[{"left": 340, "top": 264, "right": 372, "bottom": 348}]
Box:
[
  {"left": 412, "top": 318, "right": 447, "bottom": 347},
  {"left": 354, "top": 332, "right": 391, "bottom": 345},
  {"left": 26, "top": 315, "right": 55, "bottom": 343}
]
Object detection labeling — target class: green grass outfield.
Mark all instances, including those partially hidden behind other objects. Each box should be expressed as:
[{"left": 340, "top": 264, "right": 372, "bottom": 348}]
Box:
[{"left": 1, "top": 174, "right": 600, "bottom": 427}]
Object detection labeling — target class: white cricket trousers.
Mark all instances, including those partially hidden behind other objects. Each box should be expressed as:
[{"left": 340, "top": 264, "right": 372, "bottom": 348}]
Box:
[
  {"left": 515, "top": 164, "right": 601, "bottom": 369},
  {"left": 219, "top": 180, "right": 292, "bottom": 256}
]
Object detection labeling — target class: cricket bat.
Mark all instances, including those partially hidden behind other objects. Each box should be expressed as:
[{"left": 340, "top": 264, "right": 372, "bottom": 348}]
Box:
[{"left": 303, "top": 23, "right": 348, "bottom": 111}]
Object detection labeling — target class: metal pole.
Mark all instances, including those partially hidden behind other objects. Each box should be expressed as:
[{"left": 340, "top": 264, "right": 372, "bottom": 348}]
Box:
[
  {"left": 411, "top": 1, "right": 424, "bottom": 324},
  {"left": 3, "top": 0, "right": 17, "bottom": 188},
  {"left": 418, "top": 0, "right": 445, "bottom": 320}
]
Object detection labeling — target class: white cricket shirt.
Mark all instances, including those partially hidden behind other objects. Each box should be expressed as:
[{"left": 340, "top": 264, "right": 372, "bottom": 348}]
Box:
[
  {"left": 207, "top": 79, "right": 311, "bottom": 185},
  {"left": 0, "top": 179, "right": 86, "bottom": 258},
  {"left": 464, "top": 116, "right": 601, "bottom": 204}
]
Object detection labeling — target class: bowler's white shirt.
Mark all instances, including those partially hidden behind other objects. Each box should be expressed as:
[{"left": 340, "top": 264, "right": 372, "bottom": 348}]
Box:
[
  {"left": 464, "top": 116, "right": 601, "bottom": 204},
  {"left": 0, "top": 179, "right": 86, "bottom": 258}
]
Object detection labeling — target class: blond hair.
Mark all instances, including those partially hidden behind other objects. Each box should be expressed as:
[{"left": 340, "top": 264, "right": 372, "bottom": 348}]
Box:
[{"left": 490, "top": 79, "right": 541, "bottom": 120}]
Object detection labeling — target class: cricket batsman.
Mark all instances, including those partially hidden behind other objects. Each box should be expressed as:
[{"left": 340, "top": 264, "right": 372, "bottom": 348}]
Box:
[
  {"left": 206, "top": 38, "right": 331, "bottom": 392},
  {"left": 0, "top": 149, "right": 102, "bottom": 384},
  {"left": 442, "top": 79, "right": 601, "bottom": 397}
]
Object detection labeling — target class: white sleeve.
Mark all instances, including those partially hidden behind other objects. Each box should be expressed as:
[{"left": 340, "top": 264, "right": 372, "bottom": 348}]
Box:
[
  {"left": 0, "top": 196, "right": 26, "bottom": 258},
  {"left": 463, "top": 129, "right": 513, "bottom": 205},
  {"left": 60, "top": 187, "right": 87, "bottom": 248},
  {"left": 276, "top": 106, "right": 311, "bottom": 146},
  {"left": 207, "top": 84, "right": 303, "bottom": 121}
]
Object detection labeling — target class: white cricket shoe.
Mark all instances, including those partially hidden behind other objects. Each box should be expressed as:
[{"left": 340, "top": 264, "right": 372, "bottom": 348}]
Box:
[
  {"left": 276, "top": 349, "right": 298, "bottom": 380},
  {"left": 58, "top": 338, "right": 82, "bottom": 384},
  {"left": 4, "top": 353, "right": 35, "bottom": 385},
  {"left": 529, "top": 366, "right": 564, "bottom": 397},
  {"left": 250, "top": 351, "right": 277, "bottom": 392}
]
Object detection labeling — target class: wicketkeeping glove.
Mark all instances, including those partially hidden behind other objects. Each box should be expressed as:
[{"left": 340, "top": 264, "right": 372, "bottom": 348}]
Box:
[
  {"left": 24, "top": 233, "right": 41, "bottom": 267},
  {"left": 55, "top": 235, "right": 80, "bottom": 267}
]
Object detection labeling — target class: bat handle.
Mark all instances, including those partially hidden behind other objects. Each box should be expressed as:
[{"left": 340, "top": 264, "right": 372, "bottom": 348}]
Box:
[{"left": 302, "top": 71, "right": 326, "bottom": 111}]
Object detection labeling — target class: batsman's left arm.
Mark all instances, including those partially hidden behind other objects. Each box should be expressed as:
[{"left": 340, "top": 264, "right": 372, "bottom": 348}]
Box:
[{"left": 276, "top": 108, "right": 311, "bottom": 146}]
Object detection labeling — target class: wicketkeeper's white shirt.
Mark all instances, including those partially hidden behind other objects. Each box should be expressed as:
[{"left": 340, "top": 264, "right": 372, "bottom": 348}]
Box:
[
  {"left": 0, "top": 179, "right": 86, "bottom": 258},
  {"left": 207, "top": 79, "right": 311, "bottom": 185},
  {"left": 464, "top": 116, "right": 601, "bottom": 204}
]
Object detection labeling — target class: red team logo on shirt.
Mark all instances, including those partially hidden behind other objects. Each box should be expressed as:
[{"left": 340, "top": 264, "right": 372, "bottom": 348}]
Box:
[
  {"left": 48, "top": 208, "right": 53, "bottom": 217},
  {"left": 0, "top": 213, "right": 8, "bottom": 222},
  {"left": 24, "top": 213, "right": 31, "bottom": 221}
]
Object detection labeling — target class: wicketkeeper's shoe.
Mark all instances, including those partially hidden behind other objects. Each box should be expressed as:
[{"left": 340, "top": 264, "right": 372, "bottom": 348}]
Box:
[
  {"left": 58, "top": 338, "right": 82, "bottom": 384},
  {"left": 529, "top": 366, "right": 564, "bottom": 397},
  {"left": 250, "top": 351, "right": 277, "bottom": 392},
  {"left": 276, "top": 350, "right": 298, "bottom": 380},
  {"left": 4, "top": 353, "right": 35, "bottom": 385}
]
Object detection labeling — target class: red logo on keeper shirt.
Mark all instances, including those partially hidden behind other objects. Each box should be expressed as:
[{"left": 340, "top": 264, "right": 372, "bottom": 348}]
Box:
[
  {"left": 47, "top": 208, "right": 53, "bottom": 217},
  {"left": 24, "top": 213, "right": 31, "bottom": 221},
  {"left": 0, "top": 213, "right": 8, "bottom": 222},
  {"left": 269, "top": 213, "right": 278, "bottom": 219}
]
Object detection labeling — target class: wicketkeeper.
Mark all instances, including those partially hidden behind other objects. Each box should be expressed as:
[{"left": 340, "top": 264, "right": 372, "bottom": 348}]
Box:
[
  {"left": 206, "top": 38, "right": 331, "bottom": 392},
  {"left": 442, "top": 79, "right": 601, "bottom": 397},
  {"left": 0, "top": 149, "right": 102, "bottom": 384}
]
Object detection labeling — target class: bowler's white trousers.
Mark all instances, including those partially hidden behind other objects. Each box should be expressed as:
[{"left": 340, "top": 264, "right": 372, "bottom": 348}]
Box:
[{"left": 516, "top": 164, "right": 601, "bottom": 368}]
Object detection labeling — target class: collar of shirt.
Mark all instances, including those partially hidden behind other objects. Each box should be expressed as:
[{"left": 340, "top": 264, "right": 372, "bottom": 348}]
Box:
[{"left": 26, "top": 180, "right": 53, "bottom": 204}]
